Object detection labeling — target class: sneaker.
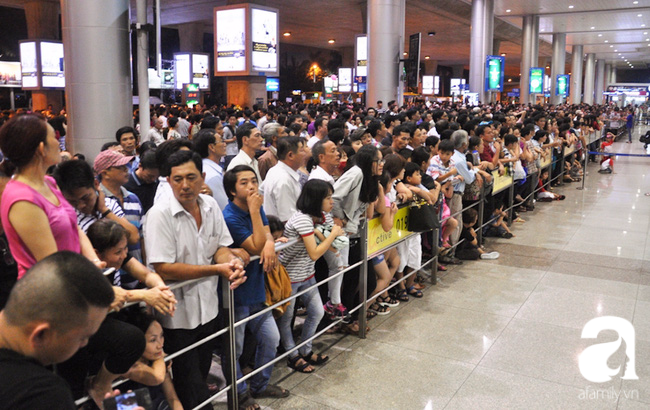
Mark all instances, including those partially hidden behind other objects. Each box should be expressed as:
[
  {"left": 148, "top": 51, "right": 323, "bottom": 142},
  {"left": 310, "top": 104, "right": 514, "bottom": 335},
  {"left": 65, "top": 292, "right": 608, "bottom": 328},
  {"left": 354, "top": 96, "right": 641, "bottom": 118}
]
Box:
[
  {"left": 480, "top": 252, "right": 500, "bottom": 260},
  {"left": 324, "top": 301, "right": 352, "bottom": 323}
]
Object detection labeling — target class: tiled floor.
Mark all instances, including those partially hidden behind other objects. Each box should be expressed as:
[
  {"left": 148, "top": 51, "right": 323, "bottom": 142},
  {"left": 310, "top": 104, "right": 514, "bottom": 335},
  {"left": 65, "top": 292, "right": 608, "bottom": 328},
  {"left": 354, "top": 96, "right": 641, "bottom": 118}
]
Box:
[{"left": 216, "top": 128, "right": 650, "bottom": 409}]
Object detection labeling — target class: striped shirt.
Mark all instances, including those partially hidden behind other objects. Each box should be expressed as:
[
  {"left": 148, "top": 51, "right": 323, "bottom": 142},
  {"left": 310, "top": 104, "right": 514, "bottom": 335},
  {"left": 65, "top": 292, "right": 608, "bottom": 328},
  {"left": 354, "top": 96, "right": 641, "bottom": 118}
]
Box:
[
  {"left": 279, "top": 211, "right": 317, "bottom": 283},
  {"left": 77, "top": 197, "right": 125, "bottom": 233},
  {"left": 101, "top": 184, "right": 143, "bottom": 262}
]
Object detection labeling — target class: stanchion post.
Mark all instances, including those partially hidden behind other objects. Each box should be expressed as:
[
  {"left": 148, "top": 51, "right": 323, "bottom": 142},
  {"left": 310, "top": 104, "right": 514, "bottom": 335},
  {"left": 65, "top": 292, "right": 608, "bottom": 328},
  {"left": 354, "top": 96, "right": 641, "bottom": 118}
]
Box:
[
  {"left": 477, "top": 185, "right": 485, "bottom": 245},
  {"left": 358, "top": 219, "right": 368, "bottom": 339},
  {"left": 578, "top": 133, "right": 589, "bottom": 191},
  {"left": 507, "top": 182, "right": 514, "bottom": 224},
  {"left": 431, "top": 227, "right": 438, "bottom": 285},
  {"left": 223, "top": 278, "right": 238, "bottom": 409},
  {"left": 559, "top": 149, "right": 565, "bottom": 186}
]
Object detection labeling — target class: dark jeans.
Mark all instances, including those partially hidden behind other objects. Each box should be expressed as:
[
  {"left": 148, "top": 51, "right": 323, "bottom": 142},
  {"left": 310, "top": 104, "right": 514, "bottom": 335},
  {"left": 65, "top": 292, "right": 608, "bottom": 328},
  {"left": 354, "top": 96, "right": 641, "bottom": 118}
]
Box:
[
  {"left": 164, "top": 317, "right": 220, "bottom": 410},
  {"left": 340, "top": 237, "right": 377, "bottom": 321}
]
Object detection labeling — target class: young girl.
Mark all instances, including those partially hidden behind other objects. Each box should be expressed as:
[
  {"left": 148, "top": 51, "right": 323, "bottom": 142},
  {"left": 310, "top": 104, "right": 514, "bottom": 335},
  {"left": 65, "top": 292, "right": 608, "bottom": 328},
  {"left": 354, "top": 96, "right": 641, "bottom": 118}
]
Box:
[
  {"left": 123, "top": 313, "right": 183, "bottom": 410},
  {"left": 279, "top": 179, "right": 344, "bottom": 373}
]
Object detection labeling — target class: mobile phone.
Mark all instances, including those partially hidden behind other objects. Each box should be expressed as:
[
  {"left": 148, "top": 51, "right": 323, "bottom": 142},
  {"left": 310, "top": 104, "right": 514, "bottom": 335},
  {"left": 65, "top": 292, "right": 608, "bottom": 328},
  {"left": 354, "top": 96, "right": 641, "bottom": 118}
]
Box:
[{"left": 103, "top": 388, "right": 152, "bottom": 410}]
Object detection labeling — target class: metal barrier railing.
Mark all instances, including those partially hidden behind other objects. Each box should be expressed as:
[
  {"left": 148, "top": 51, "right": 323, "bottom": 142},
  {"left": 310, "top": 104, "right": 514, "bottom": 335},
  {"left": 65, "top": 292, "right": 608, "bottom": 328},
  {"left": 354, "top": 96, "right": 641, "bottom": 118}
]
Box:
[{"left": 74, "top": 138, "right": 584, "bottom": 409}]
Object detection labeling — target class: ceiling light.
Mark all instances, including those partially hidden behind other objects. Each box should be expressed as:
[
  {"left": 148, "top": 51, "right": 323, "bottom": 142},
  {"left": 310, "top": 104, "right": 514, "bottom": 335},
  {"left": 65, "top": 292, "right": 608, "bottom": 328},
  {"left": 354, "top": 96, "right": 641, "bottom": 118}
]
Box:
[
  {"left": 615, "top": 49, "right": 618, "bottom": 51},
  {"left": 403, "top": 52, "right": 408, "bottom": 56},
  {"left": 610, "top": 45, "right": 614, "bottom": 47},
  {"left": 643, "top": 24, "right": 647, "bottom": 27},
  {"left": 425, "top": 55, "right": 430, "bottom": 60},
  {"left": 605, "top": 40, "right": 609, "bottom": 43},
  {"left": 508, "top": 78, "right": 512, "bottom": 82},
  {"left": 328, "top": 39, "right": 335, "bottom": 44},
  {"left": 634, "top": 1, "right": 639, "bottom": 4},
  {"left": 283, "top": 32, "right": 291, "bottom": 37},
  {"left": 569, "top": 5, "right": 574, "bottom": 9},
  {"left": 501, "top": 53, "right": 506, "bottom": 56},
  {"left": 645, "top": 32, "right": 648, "bottom": 34},
  {"left": 506, "top": 9, "right": 511, "bottom": 13}
]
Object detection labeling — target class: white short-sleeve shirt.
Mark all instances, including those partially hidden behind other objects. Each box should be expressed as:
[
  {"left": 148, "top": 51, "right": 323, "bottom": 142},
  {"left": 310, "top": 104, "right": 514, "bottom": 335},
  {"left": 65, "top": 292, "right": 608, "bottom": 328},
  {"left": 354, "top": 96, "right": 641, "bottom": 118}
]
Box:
[{"left": 144, "top": 193, "right": 233, "bottom": 330}]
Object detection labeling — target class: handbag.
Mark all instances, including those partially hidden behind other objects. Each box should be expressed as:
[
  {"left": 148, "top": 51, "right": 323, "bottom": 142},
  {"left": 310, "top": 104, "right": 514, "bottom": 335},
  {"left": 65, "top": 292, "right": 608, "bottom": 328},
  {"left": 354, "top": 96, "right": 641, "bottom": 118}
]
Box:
[
  {"left": 264, "top": 263, "right": 292, "bottom": 318},
  {"left": 407, "top": 196, "right": 440, "bottom": 232}
]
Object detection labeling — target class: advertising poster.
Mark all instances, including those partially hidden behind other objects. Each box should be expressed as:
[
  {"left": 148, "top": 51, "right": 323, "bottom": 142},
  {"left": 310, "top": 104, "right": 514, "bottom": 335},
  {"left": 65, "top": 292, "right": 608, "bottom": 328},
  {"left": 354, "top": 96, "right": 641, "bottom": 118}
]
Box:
[
  {"left": 529, "top": 67, "right": 544, "bottom": 94},
  {"left": 40, "top": 41, "right": 65, "bottom": 88},
  {"left": 422, "top": 75, "right": 434, "bottom": 94},
  {"left": 251, "top": 8, "right": 278, "bottom": 72},
  {"left": 485, "top": 55, "right": 504, "bottom": 92},
  {"left": 192, "top": 54, "right": 210, "bottom": 90},
  {"left": 556, "top": 74, "right": 569, "bottom": 96},
  {"left": 20, "top": 41, "right": 38, "bottom": 88},
  {"left": 434, "top": 75, "right": 440, "bottom": 94},
  {"left": 174, "top": 54, "right": 190, "bottom": 89},
  {"left": 0, "top": 62, "right": 21, "bottom": 87},
  {"left": 355, "top": 35, "right": 367, "bottom": 78},
  {"left": 338, "top": 68, "right": 352, "bottom": 93},
  {"left": 148, "top": 68, "right": 174, "bottom": 89},
  {"left": 266, "top": 77, "right": 279, "bottom": 92},
  {"left": 216, "top": 8, "right": 246, "bottom": 72}
]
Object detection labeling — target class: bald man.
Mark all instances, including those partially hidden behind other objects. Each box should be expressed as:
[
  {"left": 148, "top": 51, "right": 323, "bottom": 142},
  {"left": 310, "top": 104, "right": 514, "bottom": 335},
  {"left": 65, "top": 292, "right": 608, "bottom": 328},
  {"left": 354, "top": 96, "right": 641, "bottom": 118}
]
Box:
[{"left": 0, "top": 251, "right": 114, "bottom": 410}]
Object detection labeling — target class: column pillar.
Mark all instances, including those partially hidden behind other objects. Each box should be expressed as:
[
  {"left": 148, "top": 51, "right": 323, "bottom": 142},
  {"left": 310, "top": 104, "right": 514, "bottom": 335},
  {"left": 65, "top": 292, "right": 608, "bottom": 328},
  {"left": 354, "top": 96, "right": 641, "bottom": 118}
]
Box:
[
  {"left": 178, "top": 22, "right": 204, "bottom": 53},
  {"left": 594, "top": 58, "right": 606, "bottom": 105},
  {"left": 469, "top": 0, "right": 494, "bottom": 104},
  {"left": 520, "top": 15, "right": 537, "bottom": 105},
  {"left": 61, "top": 0, "right": 132, "bottom": 160},
  {"left": 604, "top": 64, "right": 612, "bottom": 88},
  {"left": 570, "top": 45, "right": 583, "bottom": 105},
  {"left": 583, "top": 53, "right": 596, "bottom": 105},
  {"left": 530, "top": 17, "right": 539, "bottom": 67},
  {"left": 24, "top": 0, "right": 63, "bottom": 112},
  {"left": 367, "top": 0, "right": 404, "bottom": 108},
  {"left": 611, "top": 67, "right": 617, "bottom": 84},
  {"left": 550, "top": 33, "right": 566, "bottom": 105}
]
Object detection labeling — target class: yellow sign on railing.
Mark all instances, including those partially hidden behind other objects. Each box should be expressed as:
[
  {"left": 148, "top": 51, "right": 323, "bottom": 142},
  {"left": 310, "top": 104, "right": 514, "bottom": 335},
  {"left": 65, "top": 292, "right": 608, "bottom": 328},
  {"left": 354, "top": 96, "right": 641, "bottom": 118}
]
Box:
[
  {"left": 563, "top": 144, "right": 576, "bottom": 157},
  {"left": 539, "top": 149, "right": 552, "bottom": 169},
  {"left": 491, "top": 169, "right": 513, "bottom": 194},
  {"left": 367, "top": 205, "right": 411, "bottom": 256}
]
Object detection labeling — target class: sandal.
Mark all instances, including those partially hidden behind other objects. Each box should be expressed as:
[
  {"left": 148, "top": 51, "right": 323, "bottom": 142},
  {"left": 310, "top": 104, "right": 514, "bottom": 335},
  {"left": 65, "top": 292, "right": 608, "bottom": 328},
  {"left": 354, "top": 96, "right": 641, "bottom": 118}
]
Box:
[
  {"left": 287, "top": 355, "right": 314, "bottom": 373},
  {"left": 378, "top": 294, "right": 400, "bottom": 307},
  {"left": 340, "top": 321, "right": 370, "bottom": 335},
  {"left": 251, "top": 384, "right": 290, "bottom": 399},
  {"left": 369, "top": 302, "right": 390, "bottom": 316},
  {"left": 396, "top": 288, "right": 410, "bottom": 302},
  {"left": 303, "top": 351, "right": 329, "bottom": 365},
  {"left": 406, "top": 286, "right": 423, "bottom": 298},
  {"left": 414, "top": 282, "right": 426, "bottom": 291},
  {"left": 238, "top": 392, "right": 261, "bottom": 410},
  {"left": 366, "top": 309, "right": 378, "bottom": 319},
  {"left": 437, "top": 264, "right": 447, "bottom": 271}
]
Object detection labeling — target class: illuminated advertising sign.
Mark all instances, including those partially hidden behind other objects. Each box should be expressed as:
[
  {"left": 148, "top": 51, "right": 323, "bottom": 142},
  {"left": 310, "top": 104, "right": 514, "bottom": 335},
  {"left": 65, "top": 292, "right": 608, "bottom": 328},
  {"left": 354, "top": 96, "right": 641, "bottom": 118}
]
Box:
[
  {"left": 251, "top": 7, "right": 278, "bottom": 73},
  {"left": 20, "top": 41, "right": 38, "bottom": 89},
  {"left": 266, "top": 77, "right": 279, "bottom": 92},
  {"left": 355, "top": 35, "right": 367, "bottom": 78},
  {"left": 338, "top": 68, "right": 352, "bottom": 93},
  {"left": 183, "top": 83, "right": 199, "bottom": 107},
  {"left": 485, "top": 55, "right": 504, "bottom": 92},
  {"left": 215, "top": 7, "right": 246, "bottom": 73},
  {"left": 529, "top": 67, "right": 544, "bottom": 94},
  {"left": 422, "top": 75, "right": 434, "bottom": 95},
  {"left": 450, "top": 78, "right": 466, "bottom": 95},
  {"left": 434, "top": 75, "right": 440, "bottom": 94},
  {"left": 0, "top": 62, "right": 21, "bottom": 87},
  {"left": 148, "top": 68, "right": 174, "bottom": 89},
  {"left": 556, "top": 74, "right": 569, "bottom": 96},
  {"left": 192, "top": 54, "right": 210, "bottom": 90},
  {"left": 40, "top": 41, "right": 64, "bottom": 88},
  {"left": 174, "top": 54, "right": 190, "bottom": 89}
]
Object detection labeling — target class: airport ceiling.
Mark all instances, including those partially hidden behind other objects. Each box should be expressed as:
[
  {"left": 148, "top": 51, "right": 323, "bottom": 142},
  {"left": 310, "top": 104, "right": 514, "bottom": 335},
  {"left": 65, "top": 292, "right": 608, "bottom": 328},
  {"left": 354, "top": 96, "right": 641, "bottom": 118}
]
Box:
[{"left": 4, "top": 0, "right": 650, "bottom": 77}]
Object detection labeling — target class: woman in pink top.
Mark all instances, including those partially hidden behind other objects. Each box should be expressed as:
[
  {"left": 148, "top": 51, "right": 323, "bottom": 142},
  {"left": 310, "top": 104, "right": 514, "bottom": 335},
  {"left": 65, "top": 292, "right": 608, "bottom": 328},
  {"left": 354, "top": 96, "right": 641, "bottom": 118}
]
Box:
[{"left": 0, "top": 114, "right": 103, "bottom": 278}]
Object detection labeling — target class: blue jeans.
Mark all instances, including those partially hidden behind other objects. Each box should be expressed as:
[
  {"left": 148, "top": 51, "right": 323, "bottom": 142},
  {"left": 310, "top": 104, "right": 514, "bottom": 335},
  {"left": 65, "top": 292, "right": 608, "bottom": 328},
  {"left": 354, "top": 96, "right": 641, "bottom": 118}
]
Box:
[
  {"left": 234, "top": 302, "right": 280, "bottom": 395},
  {"left": 278, "top": 277, "right": 324, "bottom": 359},
  {"left": 628, "top": 127, "right": 633, "bottom": 142}
]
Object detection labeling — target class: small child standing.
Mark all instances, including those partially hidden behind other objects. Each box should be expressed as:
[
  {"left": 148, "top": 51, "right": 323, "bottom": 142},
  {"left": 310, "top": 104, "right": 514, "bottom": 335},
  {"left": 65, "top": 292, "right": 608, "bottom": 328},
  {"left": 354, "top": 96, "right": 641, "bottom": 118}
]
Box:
[{"left": 457, "top": 208, "right": 500, "bottom": 260}]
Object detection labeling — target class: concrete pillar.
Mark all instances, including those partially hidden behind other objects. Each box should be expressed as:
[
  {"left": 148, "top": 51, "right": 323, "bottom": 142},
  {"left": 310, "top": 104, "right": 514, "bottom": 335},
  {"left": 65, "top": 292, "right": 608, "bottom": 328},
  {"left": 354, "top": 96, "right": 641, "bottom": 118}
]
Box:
[
  {"left": 493, "top": 39, "right": 501, "bottom": 56},
  {"left": 583, "top": 53, "right": 596, "bottom": 105},
  {"left": 520, "top": 15, "right": 536, "bottom": 105},
  {"left": 226, "top": 76, "right": 266, "bottom": 109},
  {"left": 61, "top": 0, "right": 132, "bottom": 160},
  {"left": 178, "top": 22, "right": 204, "bottom": 53},
  {"left": 570, "top": 45, "right": 583, "bottom": 105},
  {"left": 604, "top": 64, "right": 612, "bottom": 88},
  {"left": 550, "top": 33, "right": 566, "bottom": 105},
  {"left": 594, "top": 59, "right": 606, "bottom": 105},
  {"left": 24, "top": 0, "right": 63, "bottom": 112},
  {"left": 611, "top": 67, "right": 617, "bottom": 84},
  {"left": 367, "top": 0, "right": 405, "bottom": 108},
  {"left": 469, "top": 0, "right": 494, "bottom": 103},
  {"left": 530, "top": 16, "right": 539, "bottom": 68}
]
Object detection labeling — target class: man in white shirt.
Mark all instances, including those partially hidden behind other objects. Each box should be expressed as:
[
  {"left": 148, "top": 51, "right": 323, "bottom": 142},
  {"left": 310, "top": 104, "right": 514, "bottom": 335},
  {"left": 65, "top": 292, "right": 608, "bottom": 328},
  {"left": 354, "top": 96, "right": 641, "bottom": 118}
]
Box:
[
  {"left": 259, "top": 136, "right": 306, "bottom": 222},
  {"left": 145, "top": 117, "right": 165, "bottom": 146},
  {"left": 226, "top": 123, "right": 262, "bottom": 182},
  {"left": 307, "top": 117, "right": 328, "bottom": 149},
  {"left": 193, "top": 128, "right": 229, "bottom": 210},
  {"left": 177, "top": 111, "right": 191, "bottom": 138},
  {"left": 309, "top": 139, "right": 340, "bottom": 184},
  {"left": 144, "top": 150, "right": 247, "bottom": 410}
]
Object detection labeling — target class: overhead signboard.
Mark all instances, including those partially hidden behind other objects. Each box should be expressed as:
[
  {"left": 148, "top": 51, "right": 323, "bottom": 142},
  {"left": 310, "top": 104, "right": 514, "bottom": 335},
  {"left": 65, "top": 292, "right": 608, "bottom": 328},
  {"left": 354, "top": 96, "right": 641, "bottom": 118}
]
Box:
[
  {"left": 338, "top": 67, "right": 352, "bottom": 93},
  {"left": 192, "top": 54, "right": 210, "bottom": 90},
  {"left": 40, "top": 41, "right": 64, "bottom": 88},
  {"left": 266, "top": 77, "right": 279, "bottom": 92},
  {"left": 355, "top": 35, "right": 367, "bottom": 78},
  {"left": 529, "top": 67, "right": 544, "bottom": 94},
  {"left": 251, "top": 7, "right": 278, "bottom": 72},
  {"left": 450, "top": 78, "right": 466, "bottom": 95},
  {"left": 406, "top": 33, "right": 421, "bottom": 90},
  {"left": 0, "top": 62, "right": 21, "bottom": 88},
  {"left": 174, "top": 53, "right": 190, "bottom": 89},
  {"left": 485, "top": 55, "right": 504, "bottom": 92},
  {"left": 422, "top": 75, "right": 434, "bottom": 95},
  {"left": 215, "top": 7, "right": 247, "bottom": 73},
  {"left": 19, "top": 41, "right": 38, "bottom": 89},
  {"left": 434, "top": 75, "right": 440, "bottom": 95},
  {"left": 148, "top": 68, "right": 174, "bottom": 89},
  {"left": 556, "top": 74, "right": 569, "bottom": 96}
]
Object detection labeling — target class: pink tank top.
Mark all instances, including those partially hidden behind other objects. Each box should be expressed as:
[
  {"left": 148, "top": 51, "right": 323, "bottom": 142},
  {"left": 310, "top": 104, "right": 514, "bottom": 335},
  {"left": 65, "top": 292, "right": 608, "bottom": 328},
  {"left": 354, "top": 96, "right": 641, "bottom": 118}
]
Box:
[{"left": 1, "top": 176, "right": 81, "bottom": 279}]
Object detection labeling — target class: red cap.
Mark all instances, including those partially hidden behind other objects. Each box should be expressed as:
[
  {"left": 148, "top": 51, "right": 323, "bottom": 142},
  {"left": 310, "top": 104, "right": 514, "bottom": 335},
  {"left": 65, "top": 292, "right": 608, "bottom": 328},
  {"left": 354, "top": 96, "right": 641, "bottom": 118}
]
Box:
[{"left": 93, "top": 150, "right": 134, "bottom": 175}]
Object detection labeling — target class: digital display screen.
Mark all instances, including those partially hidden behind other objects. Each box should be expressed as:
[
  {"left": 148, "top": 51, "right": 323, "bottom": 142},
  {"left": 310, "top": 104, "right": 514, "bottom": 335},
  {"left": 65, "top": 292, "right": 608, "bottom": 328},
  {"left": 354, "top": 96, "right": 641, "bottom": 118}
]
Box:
[
  {"left": 20, "top": 42, "right": 38, "bottom": 88},
  {"left": 485, "top": 55, "right": 504, "bottom": 92},
  {"left": 0, "top": 62, "right": 21, "bottom": 88},
  {"left": 148, "top": 68, "right": 174, "bottom": 89},
  {"left": 266, "top": 77, "right": 279, "bottom": 92},
  {"left": 422, "top": 75, "right": 434, "bottom": 94},
  {"left": 192, "top": 54, "right": 210, "bottom": 90},
  {"left": 556, "top": 74, "right": 569, "bottom": 96},
  {"left": 40, "top": 41, "right": 64, "bottom": 88},
  {"left": 216, "top": 8, "right": 246, "bottom": 72},
  {"left": 529, "top": 67, "right": 544, "bottom": 94},
  {"left": 174, "top": 54, "right": 190, "bottom": 89},
  {"left": 338, "top": 68, "right": 352, "bottom": 93},
  {"left": 434, "top": 76, "right": 440, "bottom": 94},
  {"left": 251, "top": 8, "right": 278, "bottom": 72},
  {"left": 355, "top": 35, "right": 367, "bottom": 78}
]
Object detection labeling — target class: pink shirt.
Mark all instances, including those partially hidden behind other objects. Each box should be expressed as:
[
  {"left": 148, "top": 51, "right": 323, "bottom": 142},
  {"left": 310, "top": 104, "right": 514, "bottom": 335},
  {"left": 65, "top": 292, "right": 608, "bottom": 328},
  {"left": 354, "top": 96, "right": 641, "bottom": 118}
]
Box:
[{"left": 1, "top": 176, "right": 81, "bottom": 278}]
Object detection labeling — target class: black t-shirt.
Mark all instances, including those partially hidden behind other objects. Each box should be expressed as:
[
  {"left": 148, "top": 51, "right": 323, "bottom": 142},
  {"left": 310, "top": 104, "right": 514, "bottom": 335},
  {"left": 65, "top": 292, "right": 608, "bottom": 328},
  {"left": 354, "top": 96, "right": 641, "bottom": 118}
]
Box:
[
  {"left": 458, "top": 226, "right": 477, "bottom": 251},
  {"left": 0, "top": 348, "right": 76, "bottom": 410},
  {"left": 124, "top": 172, "right": 158, "bottom": 215},
  {"left": 421, "top": 173, "right": 437, "bottom": 191}
]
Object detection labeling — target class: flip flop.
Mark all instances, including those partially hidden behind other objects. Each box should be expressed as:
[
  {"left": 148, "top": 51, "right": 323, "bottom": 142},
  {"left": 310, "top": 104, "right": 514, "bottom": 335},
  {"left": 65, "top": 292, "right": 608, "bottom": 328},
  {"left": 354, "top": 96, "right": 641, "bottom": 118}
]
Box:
[{"left": 251, "top": 384, "right": 290, "bottom": 399}]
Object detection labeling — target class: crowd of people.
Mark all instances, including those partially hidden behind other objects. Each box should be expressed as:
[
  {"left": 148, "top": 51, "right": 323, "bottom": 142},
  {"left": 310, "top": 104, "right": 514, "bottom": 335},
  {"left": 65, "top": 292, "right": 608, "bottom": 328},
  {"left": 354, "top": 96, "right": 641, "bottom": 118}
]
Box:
[{"left": 0, "top": 98, "right": 623, "bottom": 410}]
